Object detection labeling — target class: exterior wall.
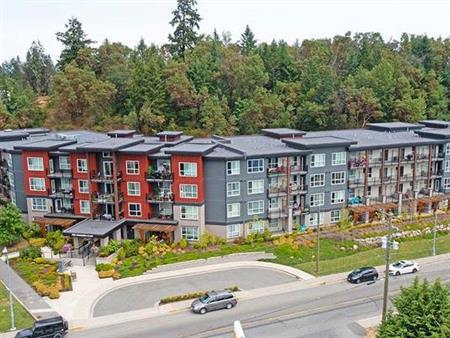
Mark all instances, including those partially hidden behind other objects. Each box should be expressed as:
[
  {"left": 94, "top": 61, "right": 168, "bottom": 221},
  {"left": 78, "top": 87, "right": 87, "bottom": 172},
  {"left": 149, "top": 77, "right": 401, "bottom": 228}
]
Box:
[
  {"left": 172, "top": 155, "right": 205, "bottom": 204},
  {"left": 71, "top": 152, "right": 95, "bottom": 216},
  {"left": 25, "top": 197, "right": 52, "bottom": 223},
  {"left": 22, "top": 150, "right": 50, "bottom": 197},
  {"left": 204, "top": 159, "right": 227, "bottom": 223},
  {"left": 11, "top": 152, "right": 27, "bottom": 212},
  {"left": 173, "top": 204, "right": 205, "bottom": 241}
]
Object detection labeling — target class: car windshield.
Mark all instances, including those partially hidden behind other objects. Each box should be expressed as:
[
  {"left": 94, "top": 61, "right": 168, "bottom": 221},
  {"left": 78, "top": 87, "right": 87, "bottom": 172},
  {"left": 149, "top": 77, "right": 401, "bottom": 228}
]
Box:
[
  {"left": 351, "top": 268, "right": 363, "bottom": 275},
  {"left": 199, "top": 295, "right": 210, "bottom": 303},
  {"left": 393, "top": 262, "right": 403, "bottom": 268}
]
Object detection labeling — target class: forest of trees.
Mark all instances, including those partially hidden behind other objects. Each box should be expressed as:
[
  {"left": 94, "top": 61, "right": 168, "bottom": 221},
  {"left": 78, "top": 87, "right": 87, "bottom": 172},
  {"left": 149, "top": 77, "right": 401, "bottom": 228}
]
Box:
[{"left": 1, "top": 0, "right": 449, "bottom": 136}]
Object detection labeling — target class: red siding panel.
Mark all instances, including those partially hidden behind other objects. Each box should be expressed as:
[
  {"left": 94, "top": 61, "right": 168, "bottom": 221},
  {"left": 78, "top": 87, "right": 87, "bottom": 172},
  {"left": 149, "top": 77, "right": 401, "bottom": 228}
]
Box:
[{"left": 172, "top": 155, "right": 204, "bottom": 204}]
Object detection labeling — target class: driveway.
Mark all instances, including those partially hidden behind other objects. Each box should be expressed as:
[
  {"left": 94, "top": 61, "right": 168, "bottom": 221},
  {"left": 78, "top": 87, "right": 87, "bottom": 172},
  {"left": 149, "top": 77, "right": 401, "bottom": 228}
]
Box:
[{"left": 93, "top": 267, "right": 297, "bottom": 317}]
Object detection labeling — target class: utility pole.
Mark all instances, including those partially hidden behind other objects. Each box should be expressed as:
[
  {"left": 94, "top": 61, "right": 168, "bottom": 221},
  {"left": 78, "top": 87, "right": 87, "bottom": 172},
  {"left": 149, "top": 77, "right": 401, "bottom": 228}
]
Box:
[
  {"left": 382, "top": 213, "right": 392, "bottom": 323},
  {"left": 316, "top": 206, "right": 320, "bottom": 274},
  {"left": 432, "top": 209, "right": 437, "bottom": 256}
]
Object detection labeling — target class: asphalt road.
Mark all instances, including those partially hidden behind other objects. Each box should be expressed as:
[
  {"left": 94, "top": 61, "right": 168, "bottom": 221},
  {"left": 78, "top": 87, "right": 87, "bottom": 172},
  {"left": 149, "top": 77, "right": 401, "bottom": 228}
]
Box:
[
  {"left": 72, "top": 260, "right": 450, "bottom": 338},
  {"left": 93, "top": 267, "right": 297, "bottom": 317}
]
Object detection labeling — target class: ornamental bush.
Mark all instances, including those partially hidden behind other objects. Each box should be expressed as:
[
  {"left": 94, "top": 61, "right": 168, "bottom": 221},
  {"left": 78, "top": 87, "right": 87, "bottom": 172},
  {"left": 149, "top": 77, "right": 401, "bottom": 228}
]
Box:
[{"left": 20, "top": 246, "right": 42, "bottom": 259}]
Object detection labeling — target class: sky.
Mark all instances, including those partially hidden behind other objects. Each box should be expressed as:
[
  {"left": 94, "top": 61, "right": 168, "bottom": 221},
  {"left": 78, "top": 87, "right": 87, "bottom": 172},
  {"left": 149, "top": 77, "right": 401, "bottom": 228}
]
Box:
[{"left": 1, "top": 0, "right": 450, "bottom": 62}]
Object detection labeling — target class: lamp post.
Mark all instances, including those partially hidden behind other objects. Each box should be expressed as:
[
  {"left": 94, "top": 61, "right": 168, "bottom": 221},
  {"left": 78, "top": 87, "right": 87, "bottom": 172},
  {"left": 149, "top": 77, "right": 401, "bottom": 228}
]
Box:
[
  {"left": 432, "top": 210, "right": 437, "bottom": 256},
  {"left": 2, "top": 247, "right": 16, "bottom": 331}
]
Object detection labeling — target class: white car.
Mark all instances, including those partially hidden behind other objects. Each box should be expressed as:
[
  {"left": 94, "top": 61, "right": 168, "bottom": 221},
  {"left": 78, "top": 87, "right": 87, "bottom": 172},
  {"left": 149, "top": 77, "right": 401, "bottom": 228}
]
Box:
[{"left": 389, "top": 260, "right": 419, "bottom": 276}]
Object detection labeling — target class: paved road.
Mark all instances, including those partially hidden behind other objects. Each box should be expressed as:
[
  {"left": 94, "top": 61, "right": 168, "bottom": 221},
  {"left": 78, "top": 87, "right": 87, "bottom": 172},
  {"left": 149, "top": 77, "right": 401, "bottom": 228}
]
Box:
[
  {"left": 71, "top": 260, "right": 450, "bottom": 338},
  {"left": 93, "top": 267, "right": 297, "bottom": 317}
]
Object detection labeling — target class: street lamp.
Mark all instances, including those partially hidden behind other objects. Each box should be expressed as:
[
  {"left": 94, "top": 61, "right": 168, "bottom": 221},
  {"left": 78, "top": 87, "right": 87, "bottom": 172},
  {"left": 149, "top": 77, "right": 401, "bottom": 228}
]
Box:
[{"left": 2, "top": 247, "right": 16, "bottom": 331}]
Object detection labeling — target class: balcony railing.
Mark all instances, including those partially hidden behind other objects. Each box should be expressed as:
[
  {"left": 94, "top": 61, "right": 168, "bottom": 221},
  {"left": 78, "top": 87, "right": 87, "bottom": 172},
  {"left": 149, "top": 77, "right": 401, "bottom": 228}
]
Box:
[
  {"left": 290, "top": 164, "right": 307, "bottom": 173},
  {"left": 92, "top": 192, "right": 123, "bottom": 204},
  {"left": 146, "top": 170, "right": 173, "bottom": 181},
  {"left": 348, "top": 196, "right": 364, "bottom": 205},
  {"left": 349, "top": 177, "right": 364, "bottom": 186},
  {"left": 348, "top": 158, "right": 367, "bottom": 169},
  {"left": 402, "top": 154, "right": 414, "bottom": 162},
  {"left": 431, "top": 170, "right": 444, "bottom": 177},
  {"left": 47, "top": 169, "right": 72, "bottom": 178},
  {"left": 91, "top": 171, "right": 122, "bottom": 182},
  {"left": 290, "top": 183, "right": 307, "bottom": 194},
  {"left": 267, "top": 186, "right": 288, "bottom": 196},
  {"left": 268, "top": 166, "right": 288, "bottom": 175},
  {"left": 146, "top": 192, "right": 174, "bottom": 203},
  {"left": 49, "top": 188, "right": 74, "bottom": 198},
  {"left": 416, "top": 153, "right": 429, "bottom": 161},
  {"left": 268, "top": 207, "right": 288, "bottom": 218},
  {"left": 384, "top": 156, "right": 399, "bottom": 164}
]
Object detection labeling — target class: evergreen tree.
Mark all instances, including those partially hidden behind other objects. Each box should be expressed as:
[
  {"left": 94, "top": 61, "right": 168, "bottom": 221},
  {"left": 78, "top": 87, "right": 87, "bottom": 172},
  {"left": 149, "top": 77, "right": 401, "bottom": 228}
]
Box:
[
  {"left": 239, "top": 25, "right": 257, "bottom": 54},
  {"left": 168, "top": 0, "right": 201, "bottom": 59},
  {"left": 56, "top": 17, "right": 94, "bottom": 69},
  {"left": 23, "top": 41, "right": 54, "bottom": 94}
]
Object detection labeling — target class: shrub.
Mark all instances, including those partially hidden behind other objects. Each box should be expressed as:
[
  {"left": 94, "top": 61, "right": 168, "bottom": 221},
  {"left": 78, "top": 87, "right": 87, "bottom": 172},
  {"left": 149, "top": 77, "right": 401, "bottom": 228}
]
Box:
[
  {"left": 48, "top": 286, "right": 60, "bottom": 299},
  {"left": 98, "top": 270, "right": 115, "bottom": 279},
  {"left": 45, "top": 231, "right": 66, "bottom": 254},
  {"left": 20, "top": 246, "right": 42, "bottom": 259},
  {"left": 34, "top": 257, "right": 47, "bottom": 264},
  {"left": 32, "top": 281, "right": 50, "bottom": 296},
  {"left": 116, "top": 247, "right": 126, "bottom": 260},
  {"left": 29, "top": 237, "right": 46, "bottom": 247},
  {"left": 178, "top": 239, "right": 188, "bottom": 249},
  {"left": 194, "top": 232, "right": 226, "bottom": 249},
  {"left": 99, "top": 240, "right": 121, "bottom": 257},
  {"left": 122, "top": 240, "right": 140, "bottom": 257},
  {"left": 96, "top": 263, "right": 114, "bottom": 272}
]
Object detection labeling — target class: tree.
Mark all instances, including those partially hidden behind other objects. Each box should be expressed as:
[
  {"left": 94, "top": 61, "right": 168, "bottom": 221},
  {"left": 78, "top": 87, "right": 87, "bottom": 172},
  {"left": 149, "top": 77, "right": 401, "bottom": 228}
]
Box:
[
  {"left": 56, "top": 17, "right": 94, "bottom": 68},
  {"left": 239, "top": 25, "right": 257, "bottom": 55},
  {"left": 377, "top": 278, "right": 450, "bottom": 338},
  {"left": 0, "top": 204, "right": 27, "bottom": 247},
  {"left": 45, "top": 230, "right": 66, "bottom": 254},
  {"left": 168, "top": 0, "right": 201, "bottom": 59},
  {"left": 199, "top": 91, "right": 228, "bottom": 136},
  {"left": 23, "top": 41, "right": 54, "bottom": 94}
]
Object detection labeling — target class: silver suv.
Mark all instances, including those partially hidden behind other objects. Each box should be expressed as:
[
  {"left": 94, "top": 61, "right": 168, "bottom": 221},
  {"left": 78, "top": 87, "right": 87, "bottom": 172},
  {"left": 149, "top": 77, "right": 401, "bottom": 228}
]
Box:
[{"left": 191, "top": 290, "right": 237, "bottom": 314}]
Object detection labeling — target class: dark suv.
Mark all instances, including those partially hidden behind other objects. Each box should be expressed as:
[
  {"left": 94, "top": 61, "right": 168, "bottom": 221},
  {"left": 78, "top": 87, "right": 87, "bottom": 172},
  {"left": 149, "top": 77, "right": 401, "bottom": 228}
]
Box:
[
  {"left": 15, "top": 316, "right": 68, "bottom": 338},
  {"left": 347, "top": 267, "right": 378, "bottom": 284}
]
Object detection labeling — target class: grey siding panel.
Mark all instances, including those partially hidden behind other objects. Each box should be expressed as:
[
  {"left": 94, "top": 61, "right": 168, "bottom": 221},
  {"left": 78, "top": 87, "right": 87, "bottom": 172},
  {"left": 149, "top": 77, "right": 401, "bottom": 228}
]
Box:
[
  {"left": 12, "top": 153, "right": 27, "bottom": 212},
  {"left": 204, "top": 159, "right": 227, "bottom": 224}
]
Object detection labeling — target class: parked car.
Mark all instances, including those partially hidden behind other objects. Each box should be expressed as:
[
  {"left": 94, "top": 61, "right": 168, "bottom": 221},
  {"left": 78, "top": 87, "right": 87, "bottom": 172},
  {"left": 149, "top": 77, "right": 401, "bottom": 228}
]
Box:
[
  {"left": 191, "top": 290, "right": 237, "bottom": 314},
  {"left": 15, "top": 316, "right": 68, "bottom": 338},
  {"left": 347, "top": 267, "right": 379, "bottom": 284},
  {"left": 389, "top": 260, "right": 419, "bottom": 276}
]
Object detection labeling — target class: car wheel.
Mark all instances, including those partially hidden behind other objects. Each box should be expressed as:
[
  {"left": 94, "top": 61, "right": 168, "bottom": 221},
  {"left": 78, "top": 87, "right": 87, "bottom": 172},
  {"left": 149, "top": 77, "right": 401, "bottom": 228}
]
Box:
[
  {"left": 356, "top": 279, "right": 361, "bottom": 284},
  {"left": 53, "top": 334, "right": 63, "bottom": 338},
  {"left": 412, "top": 268, "right": 417, "bottom": 273},
  {"left": 395, "top": 271, "right": 400, "bottom": 276},
  {"left": 226, "top": 303, "right": 233, "bottom": 309},
  {"left": 200, "top": 308, "right": 207, "bottom": 315},
  {"left": 372, "top": 275, "right": 378, "bottom": 281}
]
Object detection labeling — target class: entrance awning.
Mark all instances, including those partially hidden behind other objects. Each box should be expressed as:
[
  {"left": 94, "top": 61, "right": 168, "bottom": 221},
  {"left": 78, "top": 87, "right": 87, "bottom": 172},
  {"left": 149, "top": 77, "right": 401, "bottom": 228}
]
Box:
[
  {"left": 133, "top": 223, "right": 177, "bottom": 233},
  {"left": 34, "top": 217, "right": 76, "bottom": 228}
]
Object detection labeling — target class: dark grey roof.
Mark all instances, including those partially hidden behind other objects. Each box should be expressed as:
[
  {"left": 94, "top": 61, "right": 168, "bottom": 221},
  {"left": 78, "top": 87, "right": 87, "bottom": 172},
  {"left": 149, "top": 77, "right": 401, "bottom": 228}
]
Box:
[
  {"left": 14, "top": 139, "right": 77, "bottom": 151},
  {"left": 143, "top": 135, "right": 193, "bottom": 146},
  {"left": 415, "top": 127, "right": 450, "bottom": 139},
  {"left": 75, "top": 138, "right": 144, "bottom": 152},
  {"left": 157, "top": 131, "right": 184, "bottom": 137},
  {"left": 118, "top": 143, "right": 163, "bottom": 155},
  {"left": 419, "top": 120, "right": 450, "bottom": 129},
  {"left": 366, "top": 122, "right": 423, "bottom": 132},
  {"left": 204, "top": 145, "right": 245, "bottom": 159},
  {"left": 165, "top": 142, "right": 218, "bottom": 155},
  {"left": 63, "top": 219, "right": 127, "bottom": 237},
  {"left": 16, "top": 128, "right": 50, "bottom": 135},
  {"left": 283, "top": 136, "right": 356, "bottom": 149},
  {"left": 261, "top": 128, "right": 306, "bottom": 138},
  {"left": 107, "top": 130, "right": 136, "bottom": 137},
  {"left": 0, "top": 130, "right": 30, "bottom": 141}
]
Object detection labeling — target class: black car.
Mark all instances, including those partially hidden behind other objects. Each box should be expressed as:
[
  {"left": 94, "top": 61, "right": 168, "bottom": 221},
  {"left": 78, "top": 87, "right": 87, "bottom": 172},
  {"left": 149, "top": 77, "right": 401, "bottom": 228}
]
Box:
[
  {"left": 15, "top": 316, "right": 68, "bottom": 338},
  {"left": 347, "top": 267, "right": 378, "bottom": 284}
]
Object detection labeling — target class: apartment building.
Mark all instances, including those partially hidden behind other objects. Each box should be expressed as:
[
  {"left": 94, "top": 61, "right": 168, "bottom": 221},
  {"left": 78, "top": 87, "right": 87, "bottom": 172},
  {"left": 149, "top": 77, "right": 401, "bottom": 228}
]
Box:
[{"left": 1, "top": 121, "right": 450, "bottom": 245}]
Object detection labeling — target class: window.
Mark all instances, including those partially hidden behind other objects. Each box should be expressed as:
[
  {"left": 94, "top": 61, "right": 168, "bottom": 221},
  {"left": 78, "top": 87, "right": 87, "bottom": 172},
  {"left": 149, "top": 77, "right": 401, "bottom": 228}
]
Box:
[
  {"left": 31, "top": 197, "right": 47, "bottom": 211},
  {"left": 180, "top": 184, "right": 198, "bottom": 198},
  {"left": 227, "top": 224, "right": 241, "bottom": 238},
  {"left": 127, "top": 182, "right": 141, "bottom": 196},
  {"left": 182, "top": 226, "right": 199, "bottom": 241},
  {"left": 309, "top": 212, "right": 324, "bottom": 227},
  {"left": 6, "top": 153, "right": 12, "bottom": 168},
  {"left": 27, "top": 157, "right": 43, "bottom": 171},
  {"left": 445, "top": 161, "right": 450, "bottom": 173},
  {"left": 247, "top": 200, "right": 264, "bottom": 215},
  {"left": 80, "top": 200, "right": 90, "bottom": 214},
  {"left": 445, "top": 178, "right": 450, "bottom": 189},
  {"left": 247, "top": 159, "right": 264, "bottom": 173},
  {"left": 227, "top": 182, "right": 240, "bottom": 197},
  {"left": 78, "top": 180, "right": 89, "bottom": 193},
  {"left": 179, "top": 162, "right": 197, "bottom": 177},
  {"left": 129, "top": 203, "right": 142, "bottom": 217},
  {"left": 247, "top": 179, "right": 264, "bottom": 194},
  {"left": 29, "top": 177, "right": 46, "bottom": 191},
  {"left": 77, "top": 159, "right": 87, "bottom": 173},
  {"left": 180, "top": 205, "right": 198, "bottom": 220},
  {"left": 59, "top": 156, "right": 71, "bottom": 170},
  {"left": 227, "top": 203, "right": 240, "bottom": 218},
  {"left": 446, "top": 144, "right": 450, "bottom": 155},
  {"left": 248, "top": 221, "right": 264, "bottom": 234},
  {"left": 331, "top": 210, "right": 341, "bottom": 223},
  {"left": 102, "top": 152, "right": 112, "bottom": 158},
  {"left": 310, "top": 193, "right": 324, "bottom": 207},
  {"left": 332, "top": 152, "right": 346, "bottom": 166},
  {"left": 310, "top": 173, "right": 325, "bottom": 187},
  {"left": 60, "top": 178, "right": 71, "bottom": 190},
  {"left": 310, "top": 154, "right": 325, "bottom": 168},
  {"left": 126, "top": 160, "right": 140, "bottom": 175},
  {"left": 227, "top": 161, "right": 240, "bottom": 175},
  {"left": 8, "top": 172, "right": 14, "bottom": 187},
  {"left": 331, "top": 190, "right": 345, "bottom": 204},
  {"left": 331, "top": 171, "right": 346, "bottom": 185}
]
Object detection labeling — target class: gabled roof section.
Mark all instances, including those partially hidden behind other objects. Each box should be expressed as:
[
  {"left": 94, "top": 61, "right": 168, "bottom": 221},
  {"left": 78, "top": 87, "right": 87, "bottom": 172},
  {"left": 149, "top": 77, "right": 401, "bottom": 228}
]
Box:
[
  {"left": 165, "top": 142, "right": 218, "bottom": 155},
  {"left": 0, "top": 130, "right": 30, "bottom": 141},
  {"left": 14, "top": 139, "right": 77, "bottom": 151},
  {"left": 366, "top": 122, "right": 423, "bottom": 132},
  {"left": 107, "top": 129, "right": 136, "bottom": 138},
  {"left": 415, "top": 127, "right": 450, "bottom": 139},
  {"left": 118, "top": 143, "right": 164, "bottom": 155},
  {"left": 283, "top": 136, "right": 356, "bottom": 149},
  {"left": 261, "top": 128, "right": 306, "bottom": 139},
  {"left": 75, "top": 138, "right": 144, "bottom": 152},
  {"left": 419, "top": 120, "right": 450, "bottom": 129},
  {"left": 63, "top": 219, "right": 127, "bottom": 237}
]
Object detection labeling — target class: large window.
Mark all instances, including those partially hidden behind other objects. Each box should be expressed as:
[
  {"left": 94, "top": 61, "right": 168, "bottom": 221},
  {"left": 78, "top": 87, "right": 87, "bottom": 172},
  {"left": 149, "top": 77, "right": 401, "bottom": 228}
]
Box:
[
  {"left": 445, "top": 178, "right": 450, "bottom": 189},
  {"left": 79, "top": 200, "right": 90, "bottom": 214},
  {"left": 127, "top": 182, "right": 141, "bottom": 196},
  {"left": 60, "top": 178, "right": 71, "bottom": 190},
  {"left": 227, "top": 161, "right": 240, "bottom": 175},
  {"left": 331, "top": 171, "right": 346, "bottom": 185},
  {"left": 126, "top": 160, "right": 140, "bottom": 175},
  {"left": 227, "top": 224, "right": 241, "bottom": 238},
  {"left": 180, "top": 184, "right": 198, "bottom": 198},
  {"left": 310, "top": 154, "right": 325, "bottom": 168},
  {"left": 446, "top": 144, "right": 450, "bottom": 156},
  {"left": 180, "top": 205, "right": 198, "bottom": 220},
  {"left": 309, "top": 212, "right": 324, "bottom": 227},
  {"left": 310, "top": 173, "right": 325, "bottom": 187},
  {"left": 31, "top": 197, "right": 47, "bottom": 212},
  {"left": 310, "top": 193, "right": 324, "bottom": 207},
  {"left": 27, "top": 157, "right": 44, "bottom": 171},
  {"left": 179, "top": 162, "right": 197, "bottom": 177},
  {"left": 129, "top": 203, "right": 142, "bottom": 217},
  {"left": 29, "top": 178, "right": 46, "bottom": 191},
  {"left": 247, "top": 200, "right": 264, "bottom": 215},
  {"left": 247, "top": 159, "right": 264, "bottom": 173},
  {"left": 331, "top": 210, "right": 341, "bottom": 223},
  {"left": 445, "top": 161, "right": 450, "bottom": 173},
  {"left": 247, "top": 179, "right": 264, "bottom": 194},
  {"left": 182, "top": 226, "right": 199, "bottom": 241},
  {"left": 332, "top": 152, "right": 346, "bottom": 166},
  {"left": 331, "top": 190, "right": 345, "bottom": 204},
  {"left": 77, "top": 159, "right": 88, "bottom": 173},
  {"left": 248, "top": 221, "right": 264, "bottom": 234},
  {"left": 227, "top": 203, "right": 240, "bottom": 218},
  {"left": 59, "top": 156, "right": 71, "bottom": 170},
  {"left": 227, "top": 182, "right": 240, "bottom": 197},
  {"left": 78, "top": 180, "right": 89, "bottom": 193}
]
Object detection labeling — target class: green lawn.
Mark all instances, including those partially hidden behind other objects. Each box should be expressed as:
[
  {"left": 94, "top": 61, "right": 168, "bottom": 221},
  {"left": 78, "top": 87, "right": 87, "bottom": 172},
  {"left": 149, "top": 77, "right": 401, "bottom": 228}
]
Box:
[{"left": 0, "top": 282, "right": 34, "bottom": 333}]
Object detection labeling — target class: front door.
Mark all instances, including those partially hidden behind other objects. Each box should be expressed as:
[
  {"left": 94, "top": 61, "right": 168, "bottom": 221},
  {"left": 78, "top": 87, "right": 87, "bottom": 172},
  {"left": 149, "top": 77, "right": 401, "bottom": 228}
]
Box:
[{"left": 55, "top": 199, "right": 63, "bottom": 212}]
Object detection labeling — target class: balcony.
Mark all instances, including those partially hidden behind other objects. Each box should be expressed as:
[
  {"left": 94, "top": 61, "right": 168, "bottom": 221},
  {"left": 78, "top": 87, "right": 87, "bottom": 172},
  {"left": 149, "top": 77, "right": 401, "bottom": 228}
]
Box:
[
  {"left": 368, "top": 157, "right": 383, "bottom": 166},
  {"left": 367, "top": 177, "right": 381, "bottom": 185},
  {"left": 399, "top": 174, "right": 413, "bottom": 182},
  {"left": 290, "top": 183, "right": 307, "bottom": 194},
  {"left": 348, "top": 177, "right": 364, "bottom": 187},
  {"left": 384, "top": 156, "right": 399, "bottom": 165},
  {"left": 267, "top": 185, "right": 288, "bottom": 197},
  {"left": 146, "top": 169, "right": 173, "bottom": 182},
  {"left": 147, "top": 192, "right": 174, "bottom": 204},
  {"left": 290, "top": 164, "right": 307, "bottom": 174},
  {"left": 402, "top": 154, "right": 414, "bottom": 162},
  {"left": 431, "top": 170, "right": 444, "bottom": 177},
  {"left": 47, "top": 169, "right": 72, "bottom": 178},
  {"left": 49, "top": 188, "right": 73, "bottom": 199},
  {"left": 268, "top": 166, "right": 288, "bottom": 175},
  {"left": 348, "top": 158, "right": 367, "bottom": 169},
  {"left": 91, "top": 171, "right": 122, "bottom": 183},
  {"left": 432, "top": 152, "right": 445, "bottom": 161},
  {"left": 292, "top": 206, "right": 309, "bottom": 216},
  {"left": 348, "top": 196, "right": 364, "bottom": 206},
  {"left": 416, "top": 153, "right": 429, "bottom": 162},
  {"left": 92, "top": 192, "right": 123, "bottom": 204},
  {"left": 268, "top": 207, "right": 288, "bottom": 218}
]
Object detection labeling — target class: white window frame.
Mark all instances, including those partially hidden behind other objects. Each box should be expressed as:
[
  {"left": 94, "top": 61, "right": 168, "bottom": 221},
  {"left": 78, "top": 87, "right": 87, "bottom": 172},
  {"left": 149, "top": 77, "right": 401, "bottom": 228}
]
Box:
[
  {"left": 332, "top": 152, "right": 346, "bottom": 166},
  {"left": 181, "top": 226, "right": 199, "bottom": 241},
  {"left": 445, "top": 178, "right": 450, "bottom": 189},
  {"left": 310, "top": 173, "right": 325, "bottom": 187},
  {"left": 180, "top": 205, "right": 199, "bottom": 220},
  {"left": 59, "top": 156, "right": 71, "bottom": 170},
  {"left": 29, "top": 177, "right": 46, "bottom": 191},
  {"left": 446, "top": 144, "right": 450, "bottom": 156},
  {"left": 247, "top": 159, "right": 264, "bottom": 173},
  {"left": 445, "top": 160, "right": 450, "bottom": 173},
  {"left": 127, "top": 182, "right": 141, "bottom": 196},
  {"left": 102, "top": 152, "right": 112, "bottom": 158},
  {"left": 179, "top": 162, "right": 197, "bottom": 177},
  {"left": 309, "top": 212, "right": 324, "bottom": 226},
  {"left": 248, "top": 221, "right": 264, "bottom": 234},
  {"left": 331, "top": 210, "right": 341, "bottom": 223},
  {"left": 227, "top": 181, "right": 240, "bottom": 197},
  {"left": 79, "top": 200, "right": 90, "bottom": 214},
  {"left": 331, "top": 171, "right": 346, "bottom": 185},
  {"left": 331, "top": 190, "right": 345, "bottom": 204},
  {"left": 310, "top": 154, "right": 325, "bottom": 168},
  {"left": 180, "top": 184, "right": 198, "bottom": 199},
  {"left": 227, "top": 161, "right": 240, "bottom": 175},
  {"left": 77, "top": 159, "right": 88, "bottom": 173},
  {"left": 78, "top": 180, "right": 89, "bottom": 193},
  {"left": 128, "top": 203, "right": 142, "bottom": 217},
  {"left": 247, "top": 179, "right": 264, "bottom": 194},
  {"left": 227, "top": 224, "right": 241, "bottom": 238},
  {"left": 31, "top": 197, "right": 47, "bottom": 211},
  {"left": 310, "top": 192, "right": 325, "bottom": 207},
  {"left": 247, "top": 200, "right": 264, "bottom": 215},
  {"left": 227, "top": 203, "right": 240, "bottom": 218},
  {"left": 27, "top": 157, "right": 44, "bottom": 171},
  {"left": 126, "top": 160, "right": 140, "bottom": 175}
]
